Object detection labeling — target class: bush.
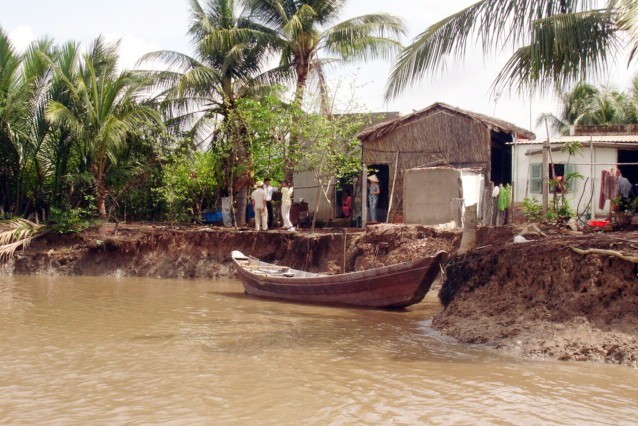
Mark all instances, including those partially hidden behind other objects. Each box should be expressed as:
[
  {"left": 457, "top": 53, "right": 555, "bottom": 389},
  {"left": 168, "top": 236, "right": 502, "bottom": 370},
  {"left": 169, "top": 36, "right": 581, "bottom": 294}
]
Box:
[
  {"left": 48, "top": 207, "right": 93, "bottom": 234},
  {"left": 522, "top": 197, "right": 543, "bottom": 222}
]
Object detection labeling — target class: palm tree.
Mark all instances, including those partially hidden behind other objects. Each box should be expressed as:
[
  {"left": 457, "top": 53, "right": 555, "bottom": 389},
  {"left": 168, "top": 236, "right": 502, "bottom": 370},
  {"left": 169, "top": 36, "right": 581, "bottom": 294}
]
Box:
[
  {"left": 47, "top": 37, "right": 163, "bottom": 219},
  {"left": 40, "top": 40, "right": 84, "bottom": 210},
  {"left": 139, "top": 0, "right": 274, "bottom": 226},
  {"left": 0, "top": 29, "right": 58, "bottom": 218},
  {"left": 617, "top": 74, "right": 638, "bottom": 123},
  {"left": 247, "top": 0, "right": 405, "bottom": 178},
  {"left": 385, "top": 0, "right": 634, "bottom": 99},
  {"left": 538, "top": 80, "right": 635, "bottom": 135},
  {"left": 537, "top": 81, "right": 600, "bottom": 135},
  {"left": 0, "top": 29, "right": 33, "bottom": 215}
]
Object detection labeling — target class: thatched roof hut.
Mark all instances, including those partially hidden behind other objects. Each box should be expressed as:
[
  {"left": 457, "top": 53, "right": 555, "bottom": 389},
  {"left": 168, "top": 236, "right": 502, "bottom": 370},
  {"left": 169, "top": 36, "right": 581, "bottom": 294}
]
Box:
[{"left": 356, "top": 102, "right": 534, "bottom": 223}]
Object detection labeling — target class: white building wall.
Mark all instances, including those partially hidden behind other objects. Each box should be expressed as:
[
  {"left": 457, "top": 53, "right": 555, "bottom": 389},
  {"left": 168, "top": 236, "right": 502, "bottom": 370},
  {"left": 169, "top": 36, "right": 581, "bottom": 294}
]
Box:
[
  {"left": 292, "top": 171, "right": 335, "bottom": 222},
  {"left": 512, "top": 144, "right": 618, "bottom": 216}
]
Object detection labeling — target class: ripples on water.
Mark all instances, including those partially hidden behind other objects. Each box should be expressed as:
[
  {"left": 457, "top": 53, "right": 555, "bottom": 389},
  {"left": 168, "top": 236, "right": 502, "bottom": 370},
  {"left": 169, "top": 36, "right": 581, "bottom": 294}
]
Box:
[{"left": 1, "top": 275, "right": 637, "bottom": 425}]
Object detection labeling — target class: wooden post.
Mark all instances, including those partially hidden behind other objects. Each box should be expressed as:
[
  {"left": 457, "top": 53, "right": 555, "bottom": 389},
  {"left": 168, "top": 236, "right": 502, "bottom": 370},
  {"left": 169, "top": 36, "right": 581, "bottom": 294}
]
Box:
[
  {"left": 459, "top": 204, "right": 478, "bottom": 254},
  {"left": 451, "top": 198, "right": 464, "bottom": 228},
  {"left": 542, "top": 120, "right": 550, "bottom": 215},
  {"left": 361, "top": 167, "right": 368, "bottom": 227},
  {"left": 386, "top": 152, "right": 399, "bottom": 223},
  {"left": 341, "top": 228, "right": 347, "bottom": 274},
  {"left": 590, "top": 136, "right": 594, "bottom": 218}
]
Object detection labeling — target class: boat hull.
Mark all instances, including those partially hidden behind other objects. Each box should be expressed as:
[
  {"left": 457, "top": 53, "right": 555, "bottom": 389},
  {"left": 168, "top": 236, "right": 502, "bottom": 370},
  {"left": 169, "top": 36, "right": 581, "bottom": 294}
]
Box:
[{"left": 231, "top": 251, "right": 446, "bottom": 309}]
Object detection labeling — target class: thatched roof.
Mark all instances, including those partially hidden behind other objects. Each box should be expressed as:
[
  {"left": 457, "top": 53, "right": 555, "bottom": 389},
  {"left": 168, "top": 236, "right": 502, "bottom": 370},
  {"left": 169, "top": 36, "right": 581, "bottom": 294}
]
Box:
[{"left": 357, "top": 102, "right": 535, "bottom": 142}]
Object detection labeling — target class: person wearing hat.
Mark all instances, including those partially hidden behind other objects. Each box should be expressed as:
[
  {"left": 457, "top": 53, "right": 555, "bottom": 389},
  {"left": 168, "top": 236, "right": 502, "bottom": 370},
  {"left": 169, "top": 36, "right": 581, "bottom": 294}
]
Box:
[
  {"left": 367, "top": 174, "right": 381, "bottom": 222},
  {"left": 251, "top": 180, "right": 268, "bottom": 231}
]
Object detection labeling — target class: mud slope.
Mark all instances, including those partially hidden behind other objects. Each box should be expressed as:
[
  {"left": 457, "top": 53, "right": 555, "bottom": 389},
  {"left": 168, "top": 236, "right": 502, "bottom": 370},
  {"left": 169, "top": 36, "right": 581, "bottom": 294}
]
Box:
[
  {"left": 5, "top": 223, "right": 459, "bottom": 279},
  {"left": 434, "top": 232, "right": 638, "bottom": 367}
]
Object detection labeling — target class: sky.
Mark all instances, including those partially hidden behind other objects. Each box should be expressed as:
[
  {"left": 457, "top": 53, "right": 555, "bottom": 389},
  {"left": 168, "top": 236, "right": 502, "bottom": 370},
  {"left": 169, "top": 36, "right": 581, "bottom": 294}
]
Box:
[{"left": 2, "top": 0, "right": 636, "bottom": 136}]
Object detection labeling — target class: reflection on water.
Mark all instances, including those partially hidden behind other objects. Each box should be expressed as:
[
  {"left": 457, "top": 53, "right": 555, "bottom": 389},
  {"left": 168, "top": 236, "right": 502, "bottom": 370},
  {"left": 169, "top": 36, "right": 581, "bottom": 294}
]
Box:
[{"left": 1, "top": 275, "right": 637, "bottom": 425}]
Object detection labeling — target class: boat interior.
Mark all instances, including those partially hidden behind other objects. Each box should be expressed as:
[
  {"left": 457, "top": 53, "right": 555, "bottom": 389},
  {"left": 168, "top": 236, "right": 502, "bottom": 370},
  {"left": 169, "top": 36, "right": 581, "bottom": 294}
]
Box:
[{"left": 232, "top": 251, "right": 326, "bottom": 278}]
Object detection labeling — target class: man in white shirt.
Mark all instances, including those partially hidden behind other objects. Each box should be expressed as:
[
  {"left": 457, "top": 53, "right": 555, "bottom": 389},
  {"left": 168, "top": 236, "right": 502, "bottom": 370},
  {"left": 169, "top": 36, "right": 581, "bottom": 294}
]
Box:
[
  {"left": 264, "top": 178, "right": 276, "bottom": 229},
  {"left": 251, "top": 181, "right": 267, "bottom": 231}
]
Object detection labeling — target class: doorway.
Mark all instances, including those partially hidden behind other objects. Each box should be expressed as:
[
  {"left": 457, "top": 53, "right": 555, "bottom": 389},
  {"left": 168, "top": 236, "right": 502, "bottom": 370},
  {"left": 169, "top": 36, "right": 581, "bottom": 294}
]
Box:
[
  {"left": 367, "top": 164, "right": 389, "bottom": 222},
  {"left": 490, "top": 136, "right": 512, "bottom": 185},
  {"left": 618, "top": 150, "right": 638, "bottom": 185}
]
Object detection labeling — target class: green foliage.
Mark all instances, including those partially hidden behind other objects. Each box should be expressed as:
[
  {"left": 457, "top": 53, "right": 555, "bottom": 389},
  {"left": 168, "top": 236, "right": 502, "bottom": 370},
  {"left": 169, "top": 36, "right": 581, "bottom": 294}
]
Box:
[
  {"left": 385, "top": 1, "right": 629, "bottom": 98},
  {"left": 556, "top": 200, "right": 573, "bottom": 219},
  {"left": 231, "top": 89, "right": 293, "bottom": 182},
  {"left": 295, "top": 112, "right": 364, "bottom": 181},
  {"left": 0, "top": 1, "right": 401, "bottom": 224},
  {"left": 561, "top": 141, "right": 583, "bottom": 156},
  {"left": 154, "top": 151, "right": 221, "bottom": 222},
  {"left": 47, "top": 207, "right": 94, "bottom": 234},
  {"left": 522, "top": 197, "right": 543, "bottom": 222}
]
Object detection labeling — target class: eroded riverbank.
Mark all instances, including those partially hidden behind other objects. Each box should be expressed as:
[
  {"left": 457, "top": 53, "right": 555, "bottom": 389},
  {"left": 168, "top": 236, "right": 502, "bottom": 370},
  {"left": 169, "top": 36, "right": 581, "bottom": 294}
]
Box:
[{"left": 2, "top": 222, "right": 637, "bottom": 366}]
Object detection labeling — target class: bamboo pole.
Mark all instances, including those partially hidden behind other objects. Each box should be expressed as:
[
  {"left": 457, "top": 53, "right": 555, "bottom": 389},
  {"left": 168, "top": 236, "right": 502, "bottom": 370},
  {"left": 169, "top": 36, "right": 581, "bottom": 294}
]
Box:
[
  {"left": 542, "top": 120, "right": 550, "bottom": 215},
  {"left": 590, "top": 136, "right": 594, "bottom": 218},
  {"left": 386, "top": 152, "right": 399, "bottom": 223},
  {"left": 342, "top": 228, "right": 347, "bottom": 274},
  {"left": 362, "top": 167, "right": 368, "bottom": 227}
]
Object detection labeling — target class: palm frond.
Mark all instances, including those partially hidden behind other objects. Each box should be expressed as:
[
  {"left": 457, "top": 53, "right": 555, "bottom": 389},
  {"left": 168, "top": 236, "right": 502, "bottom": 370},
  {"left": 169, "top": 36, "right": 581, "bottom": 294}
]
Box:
[
  {"left": 492, "top": 9, "right": 620, "bottom": 94},
  {"left": 0, "top": 219, "right": 43, "bottom": 261},
  {"left": 385, "top": 0, "right": 598, "bottom": 99},
  {"left": 322, "top": 13, "right": 405, "bottom": 62}
]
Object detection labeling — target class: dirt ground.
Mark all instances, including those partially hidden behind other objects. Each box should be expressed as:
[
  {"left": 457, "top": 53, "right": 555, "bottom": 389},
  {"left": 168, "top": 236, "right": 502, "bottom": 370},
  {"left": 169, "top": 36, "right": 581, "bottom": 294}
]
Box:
[
  {"left": 3, "top": 221, "right": 637, "bottom": 367},
  {"left": 435, "top": 227, "right": 638, "bottom": 367},
  {"left": 4, "top": 222, "right": 458, "bottom": 279}
]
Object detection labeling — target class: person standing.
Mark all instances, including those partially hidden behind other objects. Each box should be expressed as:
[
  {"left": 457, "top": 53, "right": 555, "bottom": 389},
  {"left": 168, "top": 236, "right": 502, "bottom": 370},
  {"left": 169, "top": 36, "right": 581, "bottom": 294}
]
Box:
[
  {"left": 251, "top": 181, "right": 267, "bottom": 231},
  {"left": 280, "top": 180, "right": 294, "bottom": 230},
  {"left": 368, "top": 175, "right": 380, "bottom": 222},
  {"left": 220, "top": 188, "right": 233, "bottom": 227},
  {"left": 264, "top": 178, "right": 275, "bottom": 229},
  {"left": 341, "top": 190, "right": 352, "bottom": 219}
]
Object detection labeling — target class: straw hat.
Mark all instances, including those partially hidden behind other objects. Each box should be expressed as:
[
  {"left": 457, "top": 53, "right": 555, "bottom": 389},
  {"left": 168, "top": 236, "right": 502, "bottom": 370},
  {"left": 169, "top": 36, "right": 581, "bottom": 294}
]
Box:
[
  {"left": 367, "top": 174, "right": 379, "bottom": 182},
  {"left": 255, "top": 180, "right": 264, "bottom": 187}
]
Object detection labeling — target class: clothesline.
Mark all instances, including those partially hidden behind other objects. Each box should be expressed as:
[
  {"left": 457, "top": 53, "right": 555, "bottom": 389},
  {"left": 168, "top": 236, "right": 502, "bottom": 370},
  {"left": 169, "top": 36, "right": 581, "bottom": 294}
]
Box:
[{"left": 567, "top": 162, "right": 638, "bottom": 166}]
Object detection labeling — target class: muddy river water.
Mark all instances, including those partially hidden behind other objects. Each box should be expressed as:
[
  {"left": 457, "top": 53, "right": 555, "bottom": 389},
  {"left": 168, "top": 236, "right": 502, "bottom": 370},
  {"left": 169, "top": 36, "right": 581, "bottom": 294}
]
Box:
[{"left": 1, "top": 275, "right": 637, "bottom": 425}]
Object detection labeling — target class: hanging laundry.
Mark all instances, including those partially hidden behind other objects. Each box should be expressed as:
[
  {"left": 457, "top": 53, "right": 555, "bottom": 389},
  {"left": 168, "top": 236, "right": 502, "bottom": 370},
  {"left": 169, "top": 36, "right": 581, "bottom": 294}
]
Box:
[
  {"left": 618, "top": 176, "right": 632, "bottom": 198},
  {"left": 498, "top": 184, "right": 512, "bottom": 212},
  {"left": 598, "top": 168, "right": 621, "bottom": 209}
]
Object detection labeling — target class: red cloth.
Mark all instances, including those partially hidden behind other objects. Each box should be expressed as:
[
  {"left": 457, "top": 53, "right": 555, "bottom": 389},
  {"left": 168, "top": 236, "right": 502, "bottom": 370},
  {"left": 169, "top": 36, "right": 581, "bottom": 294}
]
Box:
[
  {"left": 599, "top": 169, "right": 620, "bottom": 209},
  {"left": 342, "top": 196, "right": 352, "bottom": 218}
]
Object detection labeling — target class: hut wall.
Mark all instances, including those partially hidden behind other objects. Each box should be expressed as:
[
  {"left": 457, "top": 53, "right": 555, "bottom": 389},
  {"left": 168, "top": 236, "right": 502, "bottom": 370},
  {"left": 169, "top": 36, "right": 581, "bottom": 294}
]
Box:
[
  {"left": 362, "top": 111, "right": 491, "bottom": 218},
  {"left": 293, "top": 171, "right": 335, "bottom": 222},
  {"left": 404, "top": 168, "right": 462, "bottom": 225},
  {"left": 404, "top": 167, "right": 484, "bottom": 226}
]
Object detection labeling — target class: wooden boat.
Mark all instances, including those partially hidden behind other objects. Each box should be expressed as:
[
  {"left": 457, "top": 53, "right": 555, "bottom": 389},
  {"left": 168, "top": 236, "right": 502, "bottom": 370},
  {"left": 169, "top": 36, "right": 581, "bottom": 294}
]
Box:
[{"left": 231, "top": 250, "right": 447, "bottom": 309}]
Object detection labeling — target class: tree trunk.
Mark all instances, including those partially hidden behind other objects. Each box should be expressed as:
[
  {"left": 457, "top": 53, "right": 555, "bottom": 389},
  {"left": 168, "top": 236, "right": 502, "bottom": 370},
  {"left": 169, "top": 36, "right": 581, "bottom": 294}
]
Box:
[
  {"left": 235, "top": 186, "right": 248, "bottom": 227},
  {"left": 285, "top": 66, "right": 309, "bottom": 182},
  {"left": 95, "top": 173, "right": 107, "bottom": 220}
]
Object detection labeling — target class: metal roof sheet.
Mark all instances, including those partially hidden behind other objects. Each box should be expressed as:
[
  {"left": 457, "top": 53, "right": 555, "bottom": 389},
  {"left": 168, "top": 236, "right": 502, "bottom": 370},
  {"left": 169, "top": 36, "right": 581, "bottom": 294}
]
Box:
[{"left": 516, "top": 135, "right": 638, "bottom": 145}]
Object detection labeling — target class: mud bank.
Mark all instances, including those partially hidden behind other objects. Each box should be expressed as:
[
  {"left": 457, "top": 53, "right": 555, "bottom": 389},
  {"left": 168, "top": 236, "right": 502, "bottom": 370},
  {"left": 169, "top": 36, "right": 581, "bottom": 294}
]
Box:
[
  {"left": 435, "top": 230, "right": 638, "bottom": 367},
  {"left": 4, "top": 223, "right": 458, "bottom": 279},
  {"left": 3, "top": 222, "right": 637, "bottom": 366}
]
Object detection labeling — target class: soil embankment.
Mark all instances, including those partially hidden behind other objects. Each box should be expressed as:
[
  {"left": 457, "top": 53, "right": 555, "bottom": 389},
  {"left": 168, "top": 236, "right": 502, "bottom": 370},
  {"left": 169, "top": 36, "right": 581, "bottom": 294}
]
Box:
[
  {"left": 3, "top": 222, "right": 637, "bottom": 366},
  {"left": 436, "top": 229, "right": 638, "bottom": 367},
  {"left": 4, "top": 223, "right": 458, "bottom": 279}
]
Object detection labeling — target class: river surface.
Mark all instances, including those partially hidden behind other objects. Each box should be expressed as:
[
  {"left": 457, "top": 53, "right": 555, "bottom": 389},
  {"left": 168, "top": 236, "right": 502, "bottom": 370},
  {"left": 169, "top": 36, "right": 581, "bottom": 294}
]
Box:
[{"left": 1, "top": 275, "right": 637, "bottom": 425}]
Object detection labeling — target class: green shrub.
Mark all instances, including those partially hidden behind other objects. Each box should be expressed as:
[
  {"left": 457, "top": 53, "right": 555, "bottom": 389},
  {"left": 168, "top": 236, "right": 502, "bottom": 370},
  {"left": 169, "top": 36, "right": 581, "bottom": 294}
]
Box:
[
  {"left": 522, "top": 197, "right": 543, "bottom": 222},
  {"left": 48, "top": 207, "right": 93, "bottom": 234}
]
